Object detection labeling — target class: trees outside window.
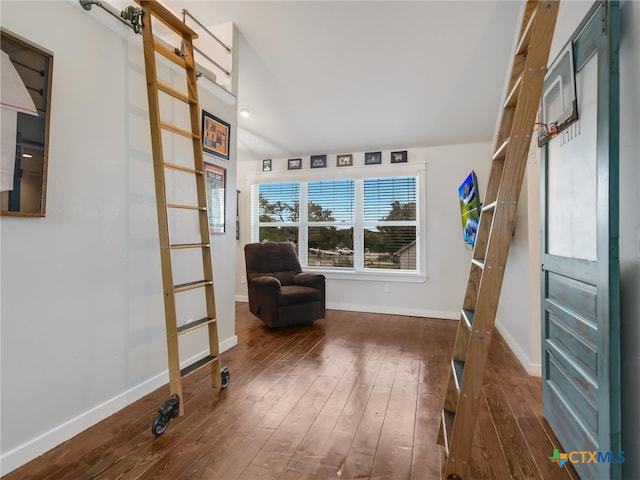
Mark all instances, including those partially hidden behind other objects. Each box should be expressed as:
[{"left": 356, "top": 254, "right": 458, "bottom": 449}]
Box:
[{"left": 254, "top": 176, "right": 418, "bottom": 271}]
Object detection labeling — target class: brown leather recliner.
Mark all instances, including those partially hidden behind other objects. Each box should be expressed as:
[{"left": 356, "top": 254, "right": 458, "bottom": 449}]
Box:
[{"left": 244, "top": 242, "right": 326, "bottom": 328}]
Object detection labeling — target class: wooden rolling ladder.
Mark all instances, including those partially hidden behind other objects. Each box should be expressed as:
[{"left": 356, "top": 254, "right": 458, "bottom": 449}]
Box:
[
  {"left": 438, "top": 1, "right": 559, "bottom": 478},
  {"left": 135, "top": 0, "right": 229, "bottom": 435}
]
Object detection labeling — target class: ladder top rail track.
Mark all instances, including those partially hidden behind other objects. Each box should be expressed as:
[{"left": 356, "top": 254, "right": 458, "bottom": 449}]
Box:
[{"left": 136, "top": 0, "right": 199, "bottom": 39}]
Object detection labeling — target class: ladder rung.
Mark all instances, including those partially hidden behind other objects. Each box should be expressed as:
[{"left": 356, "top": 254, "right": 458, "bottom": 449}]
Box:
[
  {"left": 177, "top": 316, "right": 216, "bottom": 335},
  {"left": 180, "top": 354, "right": 217, "bottom": 378},
  {"left": 516, "top": 7, "right": 537, "bottom": 55},
  {"left": 443, "top": 371, "right": 459, "bottom": 413},
  {"left": 492, "top": 139, "right": 509, "bottom": 160},
  {"left": 440, "top": 409, "right": 455, "bottom": 455},
  {"left": 482, "top": 201, "right": 497, "bottom": 213},
  {"left": 174, "top": 280, "right": 212, "bottom": 293},
  {"left": 138, "top": 0, "right": 199, "bottom": 38},
  {"left": 171, "top": 242, "right": 210, "bottom": 250},
  {"left": 152, "top": 39, "right": 186, "bottom": 69},
  {"left": 161, "top": 121, "right": 199, "bottom": 140},
  {"left": 167, "top": 203, "right": 207, "bottom": 211},
  {"left": 452, "top": 359, "right": 465, "bottom": 390},
  {"left": 157, "top": 81, "right": 192, "bottom": 104},
  {"left": 503, "top": 74, "right": 523, "bottom": 108},
  {"left": 471, "top": 258, "right": 485, "bottom": 269},
  {"left": 164, "top": 162, "right": 203, "bottom": 175},
  {"left": 462, "top": 309, "right": 475, "bottom": 328}
]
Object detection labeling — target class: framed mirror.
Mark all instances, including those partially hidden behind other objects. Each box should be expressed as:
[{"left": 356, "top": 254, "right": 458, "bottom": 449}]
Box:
[{"left": 1, "top": 29, "right": 53, "bottom": 217}]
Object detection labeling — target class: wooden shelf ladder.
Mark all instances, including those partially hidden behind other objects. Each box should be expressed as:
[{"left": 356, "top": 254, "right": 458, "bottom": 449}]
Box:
[
  {"left": 135, "top": 0, "right": 228, "bottom": 434},
  {"left": 437, "top": 1, "right": 559, "bottom": 478}
]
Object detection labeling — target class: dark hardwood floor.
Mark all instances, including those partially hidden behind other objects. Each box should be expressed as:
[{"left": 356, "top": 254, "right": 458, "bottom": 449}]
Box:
[{"left": 3, "top": 304, "right": 578, "bottom": 480}]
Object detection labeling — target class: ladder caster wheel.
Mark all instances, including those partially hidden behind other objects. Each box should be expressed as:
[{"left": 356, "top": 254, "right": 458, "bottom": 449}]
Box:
[
  {"left": 151, "top": 395, "right": 180, "bottom": 436},
  {"left": 220, "top": 367, "right": 230, "bottom": 390},
  {"left": 151, "top": 411, "right": 171, "bottom": 436}
]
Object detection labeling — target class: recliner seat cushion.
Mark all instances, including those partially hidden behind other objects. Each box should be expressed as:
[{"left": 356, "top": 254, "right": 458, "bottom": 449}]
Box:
[{"left": 278, "top": 285, "right": 321, "bottom": 306}]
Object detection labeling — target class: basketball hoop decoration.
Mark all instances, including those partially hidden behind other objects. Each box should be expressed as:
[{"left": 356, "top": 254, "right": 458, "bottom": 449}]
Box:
[
  {"left": 538, "top": 42, "right": 578, "bottom": 147},
  {"left": 535, "top": 121, "right": 559, "bottom": 143}
]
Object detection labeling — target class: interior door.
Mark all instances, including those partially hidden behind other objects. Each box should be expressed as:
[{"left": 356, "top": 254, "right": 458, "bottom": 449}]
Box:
[{"left": 541, "top": 3, "right": 621, "bottom": 480}]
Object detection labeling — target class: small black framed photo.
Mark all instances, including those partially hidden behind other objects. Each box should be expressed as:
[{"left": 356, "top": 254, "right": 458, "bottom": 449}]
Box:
[
  {"left": 337, "top": 154, "right": 353, "bottom": 167},
  {"left": 365, "top": 151, "right": 382, "bottom": 165},
  {"left": 262, "top": 159, "right": 272, "bottom": 172},
  {"left": 288, "top": 158, "right": 302, "bottom": 170},
  {"left": 391, "top": 150, "right": 408, "bottom": 163},
  {"left": 310, "top": 155, "right": 327, "bottom": 168}
]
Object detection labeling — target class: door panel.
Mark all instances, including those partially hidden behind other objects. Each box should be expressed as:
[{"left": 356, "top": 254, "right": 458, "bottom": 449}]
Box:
[{"left": 541, "top": 3, "right": 621, "bottom": 480}]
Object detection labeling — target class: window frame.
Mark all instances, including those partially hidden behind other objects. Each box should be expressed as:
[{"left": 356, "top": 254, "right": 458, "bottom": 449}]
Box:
[{"left": 249, "top": 164, "right": 426, "bottom": 282}]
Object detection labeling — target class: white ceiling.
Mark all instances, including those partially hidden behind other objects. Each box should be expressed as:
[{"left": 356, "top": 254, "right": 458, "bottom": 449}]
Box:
[{"left": 166, "top": 1, "right": 524, "bottom": 161}]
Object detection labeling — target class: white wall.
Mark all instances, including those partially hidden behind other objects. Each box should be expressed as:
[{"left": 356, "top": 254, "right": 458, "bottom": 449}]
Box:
[
  {"left": 497, "top": 1, "right": 640, "bottom": 476},
  {"left": 0, "top": 1, "right": 238, "bottom": 474},
  {"left": 236, "top": 142, "right": 492, "bottom": 319},
  {"left": 618, "top": 0, "right": 640, "bottom": 476},
  {"left": 494, "top": 162, "right": 540, "bottom": 372}
]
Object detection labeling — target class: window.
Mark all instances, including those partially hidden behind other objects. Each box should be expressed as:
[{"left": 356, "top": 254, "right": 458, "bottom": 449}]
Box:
[
  {"left": 308, "top": 179, "right": 355, "bottom": 267},
  {"left": 256, "top": 182, "right": 300, "bottom": 244},
  {"left": 252, "top": 174, "right": 420, "bottom": 274},
  {"left": 363, "top": 177, "right": 416, "bottom": 270}
]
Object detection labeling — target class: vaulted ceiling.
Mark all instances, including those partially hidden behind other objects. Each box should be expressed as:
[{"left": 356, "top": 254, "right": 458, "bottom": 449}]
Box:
[{"left": 162, "top": 1, "right": 524, "bottom": 160}]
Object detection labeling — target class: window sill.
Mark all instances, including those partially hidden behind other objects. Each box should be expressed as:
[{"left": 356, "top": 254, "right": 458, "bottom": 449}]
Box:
[{"left": 304, "top": 267, "right": 427, "bottom": 283}]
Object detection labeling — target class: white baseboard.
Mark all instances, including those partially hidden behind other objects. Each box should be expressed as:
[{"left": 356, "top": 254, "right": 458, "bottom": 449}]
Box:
[
  {"left": 326, "top": 301, "right": 459, "bottom": 320},
  {"left": 234, "top": 296, "right": 457, "bottom": 320},
  {"left": 0, "top": 337, "right": 238, "bottom": 477},
  {"left": 495, "top": 322, "right": 541, "bottom": 376},
  {"left": 220, "top": 335, "right": 238, "bottom": 353},
  {"left": 0, "top": 370, "right": 168, "bottom": 476}
]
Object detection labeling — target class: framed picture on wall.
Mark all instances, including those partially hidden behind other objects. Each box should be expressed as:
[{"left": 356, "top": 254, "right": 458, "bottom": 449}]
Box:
[
  {"left": 365, "top": 151, "right": 382, "bottom": 165},
  {"left": 202, "top": 111, "right": 230, "bottom": 160},
  {"left": 262, "top": 159, "right": 272, "bottom": 172},
  {"left": 1, "top": 30, "right": 53, "bottom": 217},
  {"left": 458, "top": 171, "right": 480, "bottom": 250},
  {"left": 391, "top": 150, "right": 408, "bottom": 163},
  {"left": 337, "top": 154, "right": 353, "bottom": 167},
  {"left": 310, "top": 155, "right": 327, "bottom": 168},
  {"left": 288, "top": 158, "right": 302, "bottom": 170},
  {"left": 205, "top": 162, "right": 226, "bottom": 234}
]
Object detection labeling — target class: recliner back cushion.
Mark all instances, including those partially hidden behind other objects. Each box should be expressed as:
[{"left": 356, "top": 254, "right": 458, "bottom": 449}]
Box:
[
  {"left": 244, "top": 242, "right": 302, "bottom": 285},
  {"left": 271, "top": 271, "right": 295, "bottom": 285}
]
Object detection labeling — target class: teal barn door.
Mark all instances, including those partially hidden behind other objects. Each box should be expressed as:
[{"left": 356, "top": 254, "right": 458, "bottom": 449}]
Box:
[{"left": 541, "top": 2, "right": 621, "bottom": 480}]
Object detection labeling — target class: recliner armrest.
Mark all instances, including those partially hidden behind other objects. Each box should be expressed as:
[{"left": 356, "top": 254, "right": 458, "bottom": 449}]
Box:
[
  {"left": 294, "top": 272, "right": 325, "bottom": 289},
  {"left": 250, "top": 276, "right": 282, "bottom": 290}
]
